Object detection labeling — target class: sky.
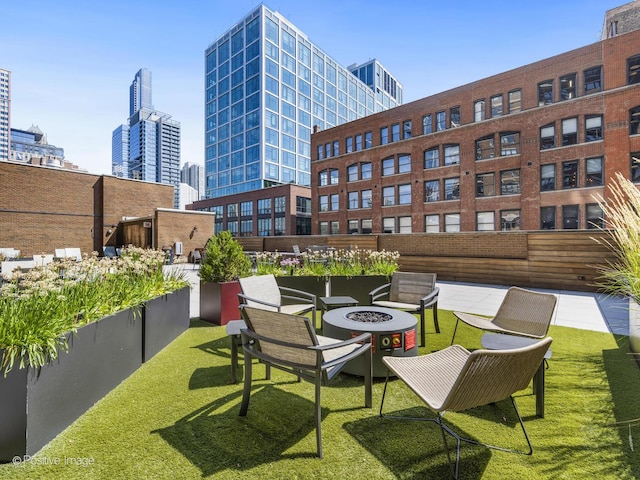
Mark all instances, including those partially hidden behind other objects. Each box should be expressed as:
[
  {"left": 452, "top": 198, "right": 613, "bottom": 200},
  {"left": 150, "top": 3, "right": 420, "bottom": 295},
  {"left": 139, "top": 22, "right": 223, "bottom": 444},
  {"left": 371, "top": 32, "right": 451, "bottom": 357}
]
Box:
[{"left": 1, "top": 0, "right": 627, "bottom": 175}]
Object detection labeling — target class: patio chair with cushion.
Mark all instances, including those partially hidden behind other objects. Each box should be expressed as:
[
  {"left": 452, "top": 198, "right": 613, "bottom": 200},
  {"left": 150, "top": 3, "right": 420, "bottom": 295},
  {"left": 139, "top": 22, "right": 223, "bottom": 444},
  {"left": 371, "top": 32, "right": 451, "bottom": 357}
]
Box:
[
  {"left": 380, "top": 336, "right": 553, "bottom": 479},
  {"left": 239, "top": 306, "right": 372, "bottom": 458},
  {"left": 239, "top": 274, "right": 318, "bottom": 329},
  {"left": 450, "top": 286, "right": 557, "bottom": 345},
  {"left": 369, "top": 272, "right": 440, "bottom": 347}
]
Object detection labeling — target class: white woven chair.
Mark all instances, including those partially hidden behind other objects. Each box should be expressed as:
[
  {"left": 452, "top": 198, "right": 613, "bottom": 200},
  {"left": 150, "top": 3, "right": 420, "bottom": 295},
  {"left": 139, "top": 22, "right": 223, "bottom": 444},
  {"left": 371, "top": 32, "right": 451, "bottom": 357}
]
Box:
[
  {"left": 380, "top": 336, "right": 553, "bottom": 479},
  {"left": 239, "top": 306, "right": 372, "bottom": 458},
  {"left": 239, "top": 274, "right": 317, "bottom": 329}
]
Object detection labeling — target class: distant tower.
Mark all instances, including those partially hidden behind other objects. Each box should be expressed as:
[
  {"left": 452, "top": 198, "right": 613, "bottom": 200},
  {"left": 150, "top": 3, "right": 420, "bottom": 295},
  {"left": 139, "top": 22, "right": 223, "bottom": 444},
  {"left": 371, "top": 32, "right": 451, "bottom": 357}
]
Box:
[
  {"left": 129, "top": 68, "right": 153, "bottom": 116},
  {"left": 0, "top": 68, "right": 10, "bottom": 162},
  {"left": 112, "top": 124, "right": 129, "bottom": 177}
]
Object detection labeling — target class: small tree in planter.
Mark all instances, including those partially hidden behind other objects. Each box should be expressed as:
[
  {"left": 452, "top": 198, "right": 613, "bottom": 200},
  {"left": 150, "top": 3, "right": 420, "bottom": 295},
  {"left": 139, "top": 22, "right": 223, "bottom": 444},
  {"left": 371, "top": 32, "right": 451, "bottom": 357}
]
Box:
[{"left": 198, "top": 231, "right": 251, "bottom": 325}]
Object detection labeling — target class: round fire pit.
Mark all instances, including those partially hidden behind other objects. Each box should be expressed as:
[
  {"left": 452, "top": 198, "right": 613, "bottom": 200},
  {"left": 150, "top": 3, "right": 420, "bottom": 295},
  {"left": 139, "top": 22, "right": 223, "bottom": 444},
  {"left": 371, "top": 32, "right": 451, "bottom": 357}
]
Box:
[{"left": 322, "top": 306, "right": 418, "bottom": 377}]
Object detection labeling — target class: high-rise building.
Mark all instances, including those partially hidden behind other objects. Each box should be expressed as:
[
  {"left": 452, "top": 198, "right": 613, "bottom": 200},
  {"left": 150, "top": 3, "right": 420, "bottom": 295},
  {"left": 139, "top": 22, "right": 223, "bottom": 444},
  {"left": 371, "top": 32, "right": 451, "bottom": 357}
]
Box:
[
  {"left": 203, "top": 4, "right": 402, "bottom": 200},
  {"left": 181, "top": 161, "right": 204, "bottom": 199},
  {"left": 0, "top": 68, "right": 10, "bottom": 162},
  {"left": 112, "top": 68, "right": 181, "bottom": 208}
]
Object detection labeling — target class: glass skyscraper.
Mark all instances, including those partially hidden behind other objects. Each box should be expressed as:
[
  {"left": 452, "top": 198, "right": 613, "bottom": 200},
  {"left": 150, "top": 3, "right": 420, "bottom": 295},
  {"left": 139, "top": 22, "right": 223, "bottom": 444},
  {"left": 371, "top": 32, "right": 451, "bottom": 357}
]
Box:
[
  {"left": 0, "top": 68, "right": 10, "bottom": 162},
  {"left": 204, "top": 4, "right": 402, "bottom": 199}
]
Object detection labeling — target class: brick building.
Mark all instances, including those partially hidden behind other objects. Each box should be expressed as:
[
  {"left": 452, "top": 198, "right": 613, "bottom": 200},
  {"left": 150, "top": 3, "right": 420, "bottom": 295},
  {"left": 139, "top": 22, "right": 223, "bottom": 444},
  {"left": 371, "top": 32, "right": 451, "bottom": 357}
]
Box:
[
  {"left": 188, "top": 183, "right": 311, "bottom": 236},
  {"left": 311, "top": 21, "right": 640, "bottom": 235}
]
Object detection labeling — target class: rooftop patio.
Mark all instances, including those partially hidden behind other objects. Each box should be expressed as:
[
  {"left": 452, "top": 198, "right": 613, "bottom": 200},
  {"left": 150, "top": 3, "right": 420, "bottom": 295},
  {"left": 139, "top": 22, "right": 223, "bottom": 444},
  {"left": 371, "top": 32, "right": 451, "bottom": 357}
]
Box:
[{"left": 1, "top": 264, "right": 638, "bottom": 479}]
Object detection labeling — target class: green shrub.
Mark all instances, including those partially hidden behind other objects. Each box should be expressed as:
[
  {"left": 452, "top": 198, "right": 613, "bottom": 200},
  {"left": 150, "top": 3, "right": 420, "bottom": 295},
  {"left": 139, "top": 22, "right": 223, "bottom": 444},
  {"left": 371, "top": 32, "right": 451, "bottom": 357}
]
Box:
[{"left": 198, "top": 231, "right": 251, "bottom": 283}]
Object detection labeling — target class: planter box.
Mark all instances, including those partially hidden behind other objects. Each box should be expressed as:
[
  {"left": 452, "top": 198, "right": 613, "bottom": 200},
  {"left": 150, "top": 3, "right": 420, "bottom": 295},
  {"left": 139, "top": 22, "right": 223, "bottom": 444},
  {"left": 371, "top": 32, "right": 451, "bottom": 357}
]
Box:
[
  {"left": 0, "top": 308, "right": 142, "bottom": 462},
  {"left": 630, "top": 299, "right": 640, "bottom": 364},
  {"left": 144, "top": 286, "right": 190, "bottom": 362},
  {"left": 275, "top": 275, "right": 327, "bottom": 308},
  {"left": 199, "top": 280, "right": 242, "bottom": 325},
  {"left": 329, "top": 275, "right": 390, "bottom": 306}
]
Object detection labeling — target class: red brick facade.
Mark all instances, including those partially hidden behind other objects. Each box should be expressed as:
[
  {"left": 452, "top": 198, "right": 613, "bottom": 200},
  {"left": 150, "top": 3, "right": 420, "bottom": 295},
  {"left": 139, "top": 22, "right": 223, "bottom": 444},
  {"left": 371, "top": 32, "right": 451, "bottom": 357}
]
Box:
[{"left": 311, "top": 28, "right": 640, "bottom": 234}]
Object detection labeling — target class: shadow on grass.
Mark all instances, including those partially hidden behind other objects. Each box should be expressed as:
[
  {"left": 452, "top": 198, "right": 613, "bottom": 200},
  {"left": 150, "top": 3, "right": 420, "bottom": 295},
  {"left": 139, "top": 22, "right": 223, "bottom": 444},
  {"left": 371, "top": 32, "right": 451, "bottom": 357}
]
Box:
[
  {"left": 602, "top": 334, "right": 640, "bottom": 478},
  {"left": 152, "top": 385, "right": 322, "bottom": 476},
  {"left": 344, "top": 406, "right": 491, "bottom": 479}
]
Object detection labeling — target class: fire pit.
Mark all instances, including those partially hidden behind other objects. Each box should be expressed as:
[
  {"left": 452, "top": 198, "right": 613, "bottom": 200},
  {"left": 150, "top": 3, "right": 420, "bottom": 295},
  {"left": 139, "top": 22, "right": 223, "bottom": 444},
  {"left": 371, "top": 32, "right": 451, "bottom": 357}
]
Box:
[{"left": 322, "top": 306, "right": 418, "bottom": 377}]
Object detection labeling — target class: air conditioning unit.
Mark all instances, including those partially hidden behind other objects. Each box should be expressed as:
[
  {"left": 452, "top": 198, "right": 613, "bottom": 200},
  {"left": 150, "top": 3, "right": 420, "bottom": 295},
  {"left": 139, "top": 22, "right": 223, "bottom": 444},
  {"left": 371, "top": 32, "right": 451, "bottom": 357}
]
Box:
[{"left": 174, "top": 241, "right": 183, "bottom": 255}]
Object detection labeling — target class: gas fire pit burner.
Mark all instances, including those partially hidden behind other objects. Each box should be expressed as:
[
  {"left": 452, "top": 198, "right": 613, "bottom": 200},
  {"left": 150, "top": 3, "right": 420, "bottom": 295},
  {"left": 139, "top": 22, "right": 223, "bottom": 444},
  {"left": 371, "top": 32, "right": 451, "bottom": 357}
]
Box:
[{"left": 345, "top": 311, "right": 393, "bottom": 323}]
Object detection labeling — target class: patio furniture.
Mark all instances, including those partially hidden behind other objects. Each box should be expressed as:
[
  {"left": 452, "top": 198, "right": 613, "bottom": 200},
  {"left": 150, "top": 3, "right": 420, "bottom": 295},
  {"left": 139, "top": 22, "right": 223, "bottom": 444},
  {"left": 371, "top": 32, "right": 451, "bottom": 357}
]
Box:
[
  {"left": 450, "top": 286, "right": 557, "bottom": 345},
  {"left": 0, "top": 248, "right": 20, "bottom": 259},
  {"left": 191, "top": 250, "right": 202, "bottom": 269},
  {"left": 54, "top": 248, "right": 83, "bottom": 261},
  {"left": 238, "top": 274, "right": 318, "bottom": 329},
  {"left": 226, "top": 319, "right": 246, "bottom": 384},
  {"left": 380, "top": 336, "right": 553, "bottom": 479},
  {"left": 238, "top": 305, "right": 373, "bottom": 459},
  {"left": 103, "top": 246, "right": 118, "bottom": 258},
  {"left": 369, "top": 272, "right": 440, "bottom": 347}
]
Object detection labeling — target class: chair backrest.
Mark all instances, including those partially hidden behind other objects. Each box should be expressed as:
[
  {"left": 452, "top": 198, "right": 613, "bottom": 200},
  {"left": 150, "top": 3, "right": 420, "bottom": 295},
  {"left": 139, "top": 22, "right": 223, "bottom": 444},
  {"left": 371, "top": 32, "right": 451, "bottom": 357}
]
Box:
[
  {"left": 33, "top": 254, "right": 54, "bottom": 266},
  {"left": 292, "top": 245, "right": 301, "bottom": 255},
  {"left": 103, "top": 246, "right": 117, "bottom": 258},
  {"left": 492, "top": 287, "right": 557, "bottom": 338},
  {"left": 239, "top": 274, "right": 282, "bottom": 309},
  {"left": 389, "top": 272, "right": 436, "bottom": 304},
  {"left": 54, "top": 248, "right": 66, "bottom": 258},
  {"left": 443, "top": 337, "right": 553, "bottom": 412},
  {"left": 241, "top": 306, "right": 318, "bottom": 368}
]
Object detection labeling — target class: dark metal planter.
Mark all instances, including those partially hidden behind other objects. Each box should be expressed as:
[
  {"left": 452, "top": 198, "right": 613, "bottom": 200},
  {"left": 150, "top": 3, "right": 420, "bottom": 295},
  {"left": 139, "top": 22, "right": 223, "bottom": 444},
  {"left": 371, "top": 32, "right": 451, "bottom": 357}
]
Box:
[
  {"left": 0, "top": 308, "right": 142, "bottom": 462},
  {"left": 329, "top": 275, "right": 391, "bottom": 306},
  {"left": 143, "top": 286, "right": 190, "bottom": 362},
  {"left": 199, "top": 280, "right": 242, "bottom": 325}
]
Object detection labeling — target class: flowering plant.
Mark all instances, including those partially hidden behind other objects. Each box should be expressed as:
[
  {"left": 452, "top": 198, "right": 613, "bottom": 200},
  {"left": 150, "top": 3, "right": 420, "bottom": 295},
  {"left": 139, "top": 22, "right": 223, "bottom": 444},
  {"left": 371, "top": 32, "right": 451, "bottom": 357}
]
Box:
[{"left": 0, "top": 246, "right": 189, "bottom": 375}]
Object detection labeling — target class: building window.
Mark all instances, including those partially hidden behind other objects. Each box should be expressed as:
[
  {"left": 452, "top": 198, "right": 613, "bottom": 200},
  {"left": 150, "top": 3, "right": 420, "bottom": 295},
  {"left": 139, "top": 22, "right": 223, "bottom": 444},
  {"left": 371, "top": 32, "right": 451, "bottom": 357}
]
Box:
[
  {"left": 586, "top": 203, "right": 604, "bottom": 229},
  {"left": 227, "top": 203, "right": 238, "bottom": 218},
  {"left": 258, "top": 198, "right": 271, "bottom": 214},
  {"left": 319, "top": 170, "right": 328, "bottom": 186},
  {"left": 355, "top": 133, "right": 363, "bottom": 151},
  {"left": 361, "top": 218, "right": 372, "bottom": 234},
  {"left": 346, "top": 136, "right": 353, "bottom": 153},
  {"left": 425, "top": 180, "right": 440, "bottom": 202},
  {"left": 633, "top": 152, "right": 640, "bottom": 182},
  {"left": 240, "top": 201, "right": 253, "bottom": 216},
  {"left": 540, "top": 124, "right": 555, "bottom": 149},
  {"left": 333, "top": 140, "right": 339, "bottom": 156},
  {"left": 382, "top": 217, "right": 395, "bottom": 233},
  {"left": 274, "top": 216, "right": 285, "bottom": 235},
  {"left": 501, "top": 169, "right": 520, "bottom": 195},
  {"left": 361, "top": 189, "right": 372, "bottom": 208},
  {"left": 329, "top": 169, "right": 339, "bottom": 185},
  {"left": 562, "top": 205, "right": 579, "bottom": 229},
  {"left": 584, "top": 66, "right": 603, "bottom": 94},
  {"left": 562, "top": 118, "right": 578, "bottom": 145},
  {"left": 361, "top": 162, "right": 372, "bottom": 179},
  {"left": 258, "top": 218, "right": 272, "bottom": 236},
  {"left": 562, "top": 160, "right": 578, "bottom": 189},
  {"left": 330, "top": 194, "right": 339, "bottom": 211},
  {"left": 240, "top": 219, "right": 253, "bottom": 236},
  {"left": 586, "top": 157, "right": 603, "bottom": 187},
  {"left": 380, "top": 126, "right": 389, "bottom": 145},
  {"left": 436, "top": 111, "right": 446, "bottom": 131},
  {"left": 541, "top": 164, "right": 556, "bottom": 191},
  {"left": 630, "top": 106, "right": 640, "bottom": 135},
  {"left": 398, "top": 216, "right": 412, "bottom": 233},
  {"left": 296, "top": 196, "right": 311, "bottom": 214},
  {"left": 403, "top": 120, "right": 412, "bottom": 139},
  {"left": 444, "top": 177, "right": 460, "bottom": 200},
  {"left": 476, "top": 172, "right": 495, "bottom": 197},
  {"left": 398, "top": 184, "right": 411, "bottom": 205},
  {"left": 274, "top": 196, "right": 286, "bottom": 213},
  {"left": 477, "top": 211, "right": 495, "bottom": 231},
  {"left": 444, "top": 213, "right": 460, "bottom": 232},
  {"left": 444, "top": 144, "right": 460, "bottom": 165},
  {"left": 330, "top": 221, "right": 339, "bottom": 235},
  {"left": 474, "top": 100, "right": 485, "bottom": 122},
  {"left": 348, "top": 219, "right": 359, "bottom": 234},
  {"left": 319, "top": 221, "right": 329, "bottom": 235},
  {"left": 382, "top": 186, "right": 395, "bottom": 206},
  {"left": 382, "top": 157, "right": 395, "bottom": 176},
  {"left": 347, "top": 164, "right": 358, "bottom": 182},
  {"left": 398, "top": 154, "right": 411, "bottom": 173},
  {"left": 348, "top": 191, "right": 358, "bottom": 209},
  {"left": 585, "top": 115, "right": 603, "bottom": 142},
  {"left": 560, "top": 73, "right": 577, "bottom": 101},
  {"left": 425, "top": 214, "right": 440, "bottom": 233},
  {"left": 365, "top": 131, "right": 372, "bottom": 148},
  {"left": 538, "top": 80, "right": 554, "bottom": 105},
  {"left": 319, "top": 195, "right": 329, "bottom": 212},
  {"left": 325, "top": 143, "right": 331, "bottom": 159},
  {"left": 628, "top": 55, "right": 640, "bottom": 85},
  {"left": 541, "top": 206, "right": 556, "bottom": 229},
  {"left": 508, "top": 89, "right": 522, "bottom": 113},
  {"left": 391, "top": 123, "right": 400, "bottom": 142},
  {"left": 424, "top": 147, "right": 440, "bottom": 169},
  {"left": 490, "top": 94, "right": 503, "bottom": 117},
  {"left": 476, "top": 135, "right": 494, "bottom": 160},
  {"left": 501, "top": 209, "right": 520, "bottom": 231},
  {"left": 422, "top": 114, "right": 432, "bottom": 134},
  {"left": 500, "top": 132, "right": 520, "bottom": 156},
  {"left": 449, "top": 106, "right": 461, "bottom": 128}
]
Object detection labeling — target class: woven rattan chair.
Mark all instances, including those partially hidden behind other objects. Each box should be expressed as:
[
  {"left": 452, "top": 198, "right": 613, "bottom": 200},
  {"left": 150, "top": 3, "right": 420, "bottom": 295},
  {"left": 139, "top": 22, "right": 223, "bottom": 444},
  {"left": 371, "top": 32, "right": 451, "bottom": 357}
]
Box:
[
  {"left": 450, "top": 286, "right": 557, "bottom": 345},
  {"left": 380, "top": 336, "right": 553, "bottom": 479},
  {"left": 239, "top": 274, "right": 317, "bottom": 329},
  {"left": 238, "top": 306, "right": 372, "bottom": 458},
  {"left": 369, "top": 272, "right": 440, "bottom": 347}
]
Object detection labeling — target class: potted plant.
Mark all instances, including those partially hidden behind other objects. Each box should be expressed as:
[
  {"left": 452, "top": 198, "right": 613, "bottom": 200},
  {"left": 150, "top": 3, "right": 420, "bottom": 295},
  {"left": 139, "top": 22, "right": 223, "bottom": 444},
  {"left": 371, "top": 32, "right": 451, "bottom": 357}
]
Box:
[
  {"left": 198, "top": 231, "right": 251, "bottom": 325},
  {"left": 592, "top": 173, "right": 640, "bottom": 359}
]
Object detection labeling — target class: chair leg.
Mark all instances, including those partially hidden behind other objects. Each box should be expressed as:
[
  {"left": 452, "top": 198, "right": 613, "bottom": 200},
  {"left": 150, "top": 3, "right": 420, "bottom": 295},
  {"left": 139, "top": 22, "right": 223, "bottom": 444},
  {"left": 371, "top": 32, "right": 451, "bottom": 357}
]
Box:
[
  {"left": 450, "top": 318, "right": 460, "bottom": 345},
  {"left": 315, "top": 370, "right": 323, "bottom": 459},
  {"left": 239, "top": 349, "right": 253, "bottom": 417},
  {"left": 420, "top": 310, "right": 426, "bottom": 348},
  {"left": 364, "top": 344, "right": 372, "bottom": 408},
  {"left": 432, "top": 303, "right": 440, "bottom": 333}
]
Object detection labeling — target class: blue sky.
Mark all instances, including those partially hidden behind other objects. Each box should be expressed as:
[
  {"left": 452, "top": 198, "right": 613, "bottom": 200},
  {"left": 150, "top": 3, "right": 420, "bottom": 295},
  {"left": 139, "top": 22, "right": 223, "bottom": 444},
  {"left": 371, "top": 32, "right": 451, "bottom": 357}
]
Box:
[{"left": 1, "top": 0, "right": 626, "bottom": 175}]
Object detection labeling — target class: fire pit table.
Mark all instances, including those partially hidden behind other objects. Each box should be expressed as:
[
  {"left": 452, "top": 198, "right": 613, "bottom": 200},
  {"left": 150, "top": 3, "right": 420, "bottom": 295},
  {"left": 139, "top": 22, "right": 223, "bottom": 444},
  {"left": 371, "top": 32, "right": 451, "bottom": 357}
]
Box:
[{"left": 322, "top": 306, "right": 418, "bottom": 377}]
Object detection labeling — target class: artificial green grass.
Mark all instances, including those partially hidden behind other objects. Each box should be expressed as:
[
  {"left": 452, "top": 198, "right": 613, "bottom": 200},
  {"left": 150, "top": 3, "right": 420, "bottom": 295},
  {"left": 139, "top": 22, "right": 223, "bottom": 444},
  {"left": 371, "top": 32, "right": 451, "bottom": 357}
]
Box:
[{"left": 2, "top": 311, "right": 640, "bottom": 479}]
